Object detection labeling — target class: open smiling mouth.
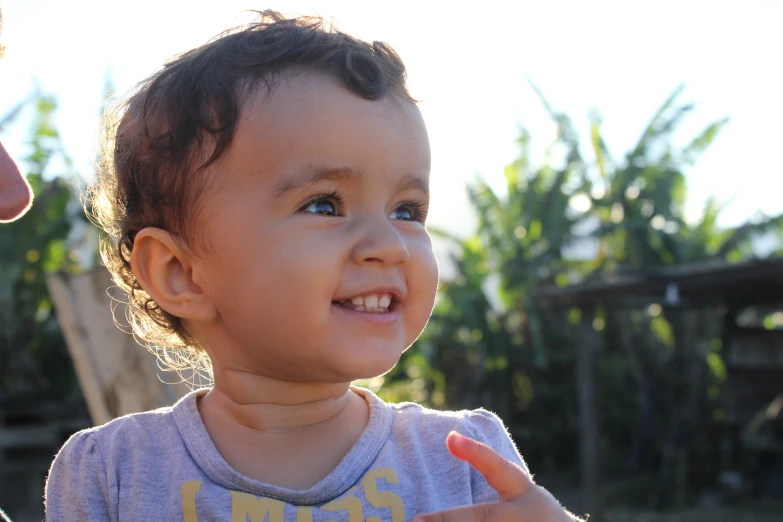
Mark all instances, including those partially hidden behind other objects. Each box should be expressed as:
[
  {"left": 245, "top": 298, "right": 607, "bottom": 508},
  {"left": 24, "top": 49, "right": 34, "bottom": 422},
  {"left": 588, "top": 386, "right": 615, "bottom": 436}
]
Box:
[{"left": 331, "top": 293, "right": 398, "bottom": 313}]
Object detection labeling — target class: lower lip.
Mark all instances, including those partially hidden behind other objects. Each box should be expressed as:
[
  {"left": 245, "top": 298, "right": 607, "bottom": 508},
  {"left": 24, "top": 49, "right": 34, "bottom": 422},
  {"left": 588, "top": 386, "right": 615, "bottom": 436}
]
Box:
[{"left": 331, "top": 303, "right": 401, "bottom": 325}]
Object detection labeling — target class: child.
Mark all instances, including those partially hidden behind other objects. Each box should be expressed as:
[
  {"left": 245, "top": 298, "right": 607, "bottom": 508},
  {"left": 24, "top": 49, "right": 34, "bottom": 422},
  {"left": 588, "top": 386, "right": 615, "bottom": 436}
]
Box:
[{"left": 45, "top": 11, "right": 580, "bottom": 522}]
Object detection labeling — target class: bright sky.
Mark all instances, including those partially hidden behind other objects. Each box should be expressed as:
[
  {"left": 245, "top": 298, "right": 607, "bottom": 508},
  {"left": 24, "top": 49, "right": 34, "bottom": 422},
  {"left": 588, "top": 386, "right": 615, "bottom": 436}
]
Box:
[{"left": 1, "top": 0, "right": 782, "bottom": 244}]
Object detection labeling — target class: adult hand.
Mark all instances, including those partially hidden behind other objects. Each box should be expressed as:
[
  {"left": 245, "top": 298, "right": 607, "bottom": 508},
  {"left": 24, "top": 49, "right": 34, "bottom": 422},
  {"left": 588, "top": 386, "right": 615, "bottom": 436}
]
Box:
[
  {"left": 413, "top": 431, "right": 582, "bottom": 522},
  {"left": 0, "top": 141, "right": 32, "bottom": 222},
  {"left": 0, "top": 5, "right": 34, "bottom": 223}
]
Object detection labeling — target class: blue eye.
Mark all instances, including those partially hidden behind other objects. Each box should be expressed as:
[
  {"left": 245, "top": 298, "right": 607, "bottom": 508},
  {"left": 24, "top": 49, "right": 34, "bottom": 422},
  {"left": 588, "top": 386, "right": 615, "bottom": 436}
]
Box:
[
  {"left": 303, "top": 199, "right": 338, "bottom": 216},
  {"left": 389, "top": 202, "right": 427, "bottom": 222},
  {"left": 389, "top": 206, "right": 413, "bottom": 220}
]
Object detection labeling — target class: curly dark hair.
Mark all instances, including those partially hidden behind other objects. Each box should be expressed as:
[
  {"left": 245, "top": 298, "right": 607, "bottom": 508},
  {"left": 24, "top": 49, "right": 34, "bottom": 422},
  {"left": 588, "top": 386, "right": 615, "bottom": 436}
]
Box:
[{"left": 89, "top": 10, "right": 415, "bottom": 378}]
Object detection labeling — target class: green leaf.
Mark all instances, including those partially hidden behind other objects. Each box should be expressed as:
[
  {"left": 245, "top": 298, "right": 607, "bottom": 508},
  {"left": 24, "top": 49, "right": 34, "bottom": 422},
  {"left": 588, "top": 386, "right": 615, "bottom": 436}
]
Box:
[
  {"left": 628, "top": 83, "right": 686, "bottom": 160},
  {"left": 680, "top": 117, "right": 730, "bottom": 166}
]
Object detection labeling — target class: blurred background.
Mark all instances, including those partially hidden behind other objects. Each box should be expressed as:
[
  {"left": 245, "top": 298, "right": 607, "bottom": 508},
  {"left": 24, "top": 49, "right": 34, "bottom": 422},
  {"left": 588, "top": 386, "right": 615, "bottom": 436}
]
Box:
[{"left": 1, "top": 1, "right": 782, "bottom": 521}]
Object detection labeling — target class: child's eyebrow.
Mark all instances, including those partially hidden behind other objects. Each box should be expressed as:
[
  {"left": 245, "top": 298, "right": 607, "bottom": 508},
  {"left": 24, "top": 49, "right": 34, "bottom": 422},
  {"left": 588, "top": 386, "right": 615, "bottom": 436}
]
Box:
[
  {"left": 396, "top": 174, "right": 429, "bottom": 198},
  {"left": 274, "top": 166, "right": 360, "bottom": 197},
  {"left": 274, "top": 166, "right": 429, "bottom": 198}
]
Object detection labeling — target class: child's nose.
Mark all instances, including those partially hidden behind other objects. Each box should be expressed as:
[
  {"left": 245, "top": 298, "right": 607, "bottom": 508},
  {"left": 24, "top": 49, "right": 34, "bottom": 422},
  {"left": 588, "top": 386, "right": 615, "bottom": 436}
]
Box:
[{"left": 350, "top": 218, "right": 410, "bottom": 266}]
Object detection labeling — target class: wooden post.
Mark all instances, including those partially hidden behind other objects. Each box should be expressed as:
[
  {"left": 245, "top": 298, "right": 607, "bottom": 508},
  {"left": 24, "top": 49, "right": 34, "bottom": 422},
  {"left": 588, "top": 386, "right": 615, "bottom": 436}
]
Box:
[
  {"left": 47, "top": 268, "right": 190, "bottom": 426},
  {"left": 578, "top": 306, "right": 602, "bottom": 520}
]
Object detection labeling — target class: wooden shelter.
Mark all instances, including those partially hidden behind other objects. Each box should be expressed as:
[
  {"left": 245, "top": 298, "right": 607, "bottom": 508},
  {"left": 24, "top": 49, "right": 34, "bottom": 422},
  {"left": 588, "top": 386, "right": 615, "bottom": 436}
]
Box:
[
  {"left": 536, "top": 257, "right": 783, "bottom": 516},
  {"left": 47, "top": 268, "right": 191, "bottom": 426}
]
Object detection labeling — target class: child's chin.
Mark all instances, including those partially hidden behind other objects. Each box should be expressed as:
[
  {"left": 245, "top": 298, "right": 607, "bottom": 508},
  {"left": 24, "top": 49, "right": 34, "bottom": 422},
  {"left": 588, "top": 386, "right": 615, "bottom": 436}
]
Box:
[{"left": 346, "top": 351, "right": 403, "bottom": 380}]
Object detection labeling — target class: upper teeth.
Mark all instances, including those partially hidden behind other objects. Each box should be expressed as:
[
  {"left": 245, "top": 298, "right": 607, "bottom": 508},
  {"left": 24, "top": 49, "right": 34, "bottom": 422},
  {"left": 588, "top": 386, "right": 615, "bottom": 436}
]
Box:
[{"left": 347, "top": 293, "right": 392, "bottom": 310}]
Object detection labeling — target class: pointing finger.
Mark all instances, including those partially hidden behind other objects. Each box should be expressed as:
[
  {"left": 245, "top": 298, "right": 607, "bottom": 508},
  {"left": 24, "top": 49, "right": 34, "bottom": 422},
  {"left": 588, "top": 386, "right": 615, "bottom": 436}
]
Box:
[{"left": 446, "top": 431, "right": 532, "bottom": 501}]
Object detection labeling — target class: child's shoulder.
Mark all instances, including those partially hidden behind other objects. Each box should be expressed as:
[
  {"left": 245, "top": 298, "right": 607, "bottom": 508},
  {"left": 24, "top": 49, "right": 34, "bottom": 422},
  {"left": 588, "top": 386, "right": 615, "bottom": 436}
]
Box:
[
  {"left": 375, "top": 393, "right": 529, "bottom": 486},
  {"left": 390, "top": 398, "right": 504, "bottom": 424},
  {"left": 46, "top": 392, "right": 201, "bottom": 519},
  {"left": 81, "top": 397, "right": 179, "bottom": 436},
  {"left": 54, "top": 390, "right": 196, "bottom": 463},
  {"left": 384, "top": 396, "right": 516, "bottom": 450}
]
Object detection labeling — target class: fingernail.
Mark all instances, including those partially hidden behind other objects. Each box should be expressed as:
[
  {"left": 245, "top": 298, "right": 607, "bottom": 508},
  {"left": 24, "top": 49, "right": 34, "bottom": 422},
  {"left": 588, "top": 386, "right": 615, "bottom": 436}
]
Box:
[
  {"left": 413, "top": 517, "right": 425, "bottom": 522},
  {"left": 449, "top": 431, "right": 466, "bottom": 445}
]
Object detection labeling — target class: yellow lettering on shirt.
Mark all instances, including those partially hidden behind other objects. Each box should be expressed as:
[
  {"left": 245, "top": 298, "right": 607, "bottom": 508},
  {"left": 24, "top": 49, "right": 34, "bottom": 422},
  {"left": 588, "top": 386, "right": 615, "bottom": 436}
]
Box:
[
  {"left": 296, "top": 506, "right": 314, "bottom": 522},
  {"left": 230, "top": 491, "right": 285, "bottom": 522},
  {"left": 321, "top": 496, "right": 363, "bottom": 522},
  {"left": 180, "top": 466, "right": 407, "bottom": 521},
  {"left": 180, "top": 480, "right": 202, "bottom": 522},
  {"left": 362, "top": 468, "right": 405, "bottom": 522}
]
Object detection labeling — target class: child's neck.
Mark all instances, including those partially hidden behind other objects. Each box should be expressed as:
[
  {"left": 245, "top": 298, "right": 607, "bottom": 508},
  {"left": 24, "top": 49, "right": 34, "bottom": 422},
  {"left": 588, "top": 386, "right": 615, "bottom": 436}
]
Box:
[
  {"left": 197, "top": 371, "right": 371, "bottom": 489},
  {"left": 203, "top": 370, "right": 355, "bottom": 432}
]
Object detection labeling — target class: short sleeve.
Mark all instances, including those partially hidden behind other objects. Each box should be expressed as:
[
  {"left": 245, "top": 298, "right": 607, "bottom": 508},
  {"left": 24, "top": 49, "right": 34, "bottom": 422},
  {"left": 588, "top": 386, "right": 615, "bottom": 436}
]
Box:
[
  {"left": 45, "top": 430, "right": 115, "bottom": 522},
  {"left": 463, "top": 409, "right": 530, "bottom": 503}
]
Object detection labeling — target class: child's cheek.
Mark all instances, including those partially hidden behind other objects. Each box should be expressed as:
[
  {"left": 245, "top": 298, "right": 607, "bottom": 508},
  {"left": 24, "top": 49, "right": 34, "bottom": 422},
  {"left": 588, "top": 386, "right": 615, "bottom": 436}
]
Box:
[{"left": 408, "top": 237, "right": 439, "bottom": 319}]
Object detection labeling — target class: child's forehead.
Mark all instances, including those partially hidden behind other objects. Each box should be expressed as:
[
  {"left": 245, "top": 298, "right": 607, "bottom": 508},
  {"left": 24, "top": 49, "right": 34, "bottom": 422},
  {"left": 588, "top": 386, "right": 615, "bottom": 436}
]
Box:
[
  {"left": 241, "top": 72, "right": 422, "bottom": 129},
  {"left": 228, "top": 73, "right": 430, "bottom": 175}
]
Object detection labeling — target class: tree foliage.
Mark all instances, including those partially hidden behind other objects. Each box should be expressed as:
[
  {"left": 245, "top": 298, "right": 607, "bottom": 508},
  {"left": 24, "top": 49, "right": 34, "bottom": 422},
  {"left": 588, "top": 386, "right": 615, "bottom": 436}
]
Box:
[{"left": 0, "top": 95, "right": 90, "bottom": 396}]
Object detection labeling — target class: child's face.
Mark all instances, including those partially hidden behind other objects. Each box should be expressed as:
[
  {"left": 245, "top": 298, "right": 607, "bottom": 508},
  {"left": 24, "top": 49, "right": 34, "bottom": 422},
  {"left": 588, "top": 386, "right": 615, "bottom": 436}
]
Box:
[{"left": 190, "top": 74, "right": 438, "bottom": 383}]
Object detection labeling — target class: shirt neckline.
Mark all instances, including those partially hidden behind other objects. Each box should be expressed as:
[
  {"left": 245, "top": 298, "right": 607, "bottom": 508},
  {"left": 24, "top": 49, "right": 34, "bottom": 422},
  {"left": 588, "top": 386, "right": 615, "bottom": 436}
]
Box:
[{"left": 172, "top": 385, "right": 392, "bottom": 505}]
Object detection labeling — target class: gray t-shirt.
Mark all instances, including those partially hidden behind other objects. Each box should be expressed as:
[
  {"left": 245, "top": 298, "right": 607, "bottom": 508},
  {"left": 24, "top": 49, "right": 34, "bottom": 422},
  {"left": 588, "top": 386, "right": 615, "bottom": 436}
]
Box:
[{"left": 45, "top": 387, "right": 528, "bottom": 521}]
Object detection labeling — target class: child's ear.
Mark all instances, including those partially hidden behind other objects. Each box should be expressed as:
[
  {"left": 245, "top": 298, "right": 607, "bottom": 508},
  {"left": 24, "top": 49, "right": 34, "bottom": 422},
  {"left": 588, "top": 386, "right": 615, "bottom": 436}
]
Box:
[{"left": 129, "top": 227, "right": 217, "bottom": 323}]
